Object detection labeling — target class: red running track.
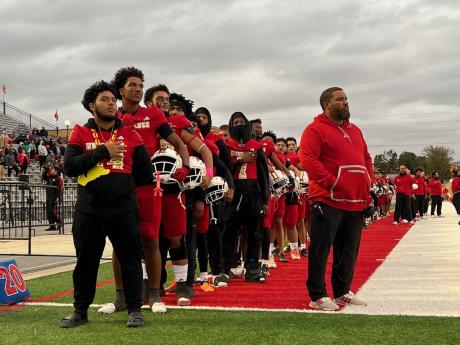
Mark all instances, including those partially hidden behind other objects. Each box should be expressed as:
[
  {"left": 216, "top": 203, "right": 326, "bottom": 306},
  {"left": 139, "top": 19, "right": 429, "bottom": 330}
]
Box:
[{"left": 162, "top": 216, "right": 412, "bottom": 310}]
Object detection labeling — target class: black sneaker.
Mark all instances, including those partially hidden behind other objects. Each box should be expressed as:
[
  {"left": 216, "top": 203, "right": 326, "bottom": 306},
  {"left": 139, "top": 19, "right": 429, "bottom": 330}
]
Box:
[
  {"left": 284, "top": 245, "right": 291, "bottom": 253},
  {"left": 260, "top": 264, "right": 270, "bottom": 279},
  {"left": 60, "top": 311, "right": 88, "bottom": 328},
  {"left": 271, "top": 247, "right": 280, "bottom": 257},
  {"left": 127, "top": 311, "right": 144, "bottom": 327},
  {"left": 300, "top": 248, "right": 308, "bottom": 257},
  {"left": 212, "top": 274, "right": 229, "bottom": 287},
  {"left": 176, "top": 281, "right": 191, "bottom": 306},
  {"left": 244, "top": 268, "right": 267, "bottom": 283},
  {"left": 279, "top": 252, "right": 288, "bottom": 263}
]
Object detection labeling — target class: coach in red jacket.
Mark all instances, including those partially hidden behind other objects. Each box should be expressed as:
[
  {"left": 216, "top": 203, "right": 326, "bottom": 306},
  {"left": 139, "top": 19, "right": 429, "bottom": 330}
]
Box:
[{"left": 300, "top": 87, "right": 373, "bottom": 311}]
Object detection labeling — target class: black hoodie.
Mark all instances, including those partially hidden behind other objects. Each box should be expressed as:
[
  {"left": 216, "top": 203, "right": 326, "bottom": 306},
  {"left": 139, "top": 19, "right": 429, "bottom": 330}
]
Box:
[
  {"left": 227, "top": 112, "right": 269, "bottom": 204},
  {"left": 64, "top": 118, "right": 153, "bottom": 214}
]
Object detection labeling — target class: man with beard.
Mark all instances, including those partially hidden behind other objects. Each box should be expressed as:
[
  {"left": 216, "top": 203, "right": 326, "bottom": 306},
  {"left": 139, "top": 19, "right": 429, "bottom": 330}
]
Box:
[
  {"left": 300, "top": 87, "right": 373, "bottom": 311},
  {"left": 61, "top": 81, "right": 151, "bottom": 327},
  {"left": 224, "top": 112, "right": 269, "bottom": 282},
  {"left": 98, "top": 68, "right": 190, "bottom": 315}
]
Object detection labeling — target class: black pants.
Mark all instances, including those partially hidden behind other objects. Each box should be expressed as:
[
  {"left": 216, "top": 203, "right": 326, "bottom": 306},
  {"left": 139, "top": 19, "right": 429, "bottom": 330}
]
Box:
[
  {"left": 46, "top": 195, "right": 60, "bottom": 228},
  {"left": 414, "top": 195, "right": 425, "bottom": 217},
  {"left": 430, "top": 195, "right": 442, "bottom": 216},
  {"left": 7, "top": 165, "right": 19, "bottom": 177},
  {"left": 394, "top": 193, "right": 411, "bottom": 222},
  {"left": 207, "top": 202, "right": 225, "bottom": 275},
  {"left": 186, "top": 205, "right": 197, "bottom": 286},
  {"left": 307, "top": 202, "right": 364, "bottom": 301},
  {"left": 72, "top": 210, "right": 143, "bottom": 312},
  {"left": 453, "top": 193, "right": 460, "bottom": 215},
  {"left": 222, "top": 193, "right": 263, "bottom": 272},
  {"left": 20, "top": 163, "right": 28, "bottom": 174},
  {"left": 411, "top": 197, "right": 416, "bottom": 219}
]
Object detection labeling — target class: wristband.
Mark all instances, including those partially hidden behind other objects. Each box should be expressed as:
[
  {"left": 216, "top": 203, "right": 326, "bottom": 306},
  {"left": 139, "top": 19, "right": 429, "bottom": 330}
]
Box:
[{"left": 206, "top": 167, "right": 214, "bottom": 177}]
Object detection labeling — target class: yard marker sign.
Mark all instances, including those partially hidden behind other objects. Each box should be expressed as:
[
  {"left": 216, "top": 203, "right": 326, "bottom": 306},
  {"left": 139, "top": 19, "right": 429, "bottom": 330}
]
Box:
[{"left": 0, "top": 259, "right": 30, "bottom": 305}]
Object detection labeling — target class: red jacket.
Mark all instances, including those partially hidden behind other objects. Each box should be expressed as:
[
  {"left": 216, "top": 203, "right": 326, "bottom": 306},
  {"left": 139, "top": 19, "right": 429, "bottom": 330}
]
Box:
[
  {"left": 299, "top": 113, "right": 373, "bottom": 211},
  {"left": 413, "top": 176, "right": 425, "bottom": 196},
  {"left": 394, "top": 174, "right": 414, "bottom": 197},
  {"left": 452, "top": 176, "right": 460, "bottom": 194},
  {"left": 428, "top": 178, "right": 442, "bottom": 195},
  {"left": 17, "top": 153, "right": 30, "bottom": 166}
]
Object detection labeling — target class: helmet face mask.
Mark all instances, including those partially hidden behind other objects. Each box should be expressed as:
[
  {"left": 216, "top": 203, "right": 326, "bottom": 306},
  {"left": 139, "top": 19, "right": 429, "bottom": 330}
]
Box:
[
  {"left": 270, "top": 170, "right": 289, "bottom": 198},
  {"left": 297, "top": 171, "right": 309, "bottom": 195},
  {"left": 205, "top": 176, "right": 228, "bottom": 204},
  {"left": 151, "top": 148, "right": 182, "bottom": 184},
  {"left": 179, "top": 156, "right": 205, "bottom": 190}
]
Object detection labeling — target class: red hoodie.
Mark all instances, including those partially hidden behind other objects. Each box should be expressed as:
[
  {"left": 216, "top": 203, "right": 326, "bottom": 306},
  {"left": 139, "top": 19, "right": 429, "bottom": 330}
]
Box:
[
  {"left": 452, "top": 176, "right": 460, "bottom": 194},
  {"left": 428, "top": 178, "right": 442, "bottom": 195},
  {"left": 413, "top": 176, "right": 425, "bottom": 196},
  {"left": 299, "top": 113, "right": 373, "bottom": 212},
  {"left": 394, "top": 174, "right": 414, "bottom": 197}
]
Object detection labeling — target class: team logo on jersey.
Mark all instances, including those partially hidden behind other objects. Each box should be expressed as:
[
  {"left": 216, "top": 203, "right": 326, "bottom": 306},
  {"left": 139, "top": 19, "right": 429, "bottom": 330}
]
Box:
[
  {"left": 134, "top": 120, "right": 150, "bottom": 129},
  {"left": 85, "top": 142, "right": 97, "bottom": 150}
]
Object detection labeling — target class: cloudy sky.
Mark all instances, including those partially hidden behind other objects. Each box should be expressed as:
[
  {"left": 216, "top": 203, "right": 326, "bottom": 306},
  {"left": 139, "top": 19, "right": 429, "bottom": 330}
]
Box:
[{"left": 1, "top": 0, "right": 459, "bottom": 159}]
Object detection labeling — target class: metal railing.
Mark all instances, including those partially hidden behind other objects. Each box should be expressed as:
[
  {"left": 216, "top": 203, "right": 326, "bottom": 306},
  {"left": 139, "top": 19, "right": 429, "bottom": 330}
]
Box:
[
  {"left": 0, "top": 181, "right": 77, "bottom": 255},
  {"left": 1, "top": 101, "right": 56, "bottom": 131}
]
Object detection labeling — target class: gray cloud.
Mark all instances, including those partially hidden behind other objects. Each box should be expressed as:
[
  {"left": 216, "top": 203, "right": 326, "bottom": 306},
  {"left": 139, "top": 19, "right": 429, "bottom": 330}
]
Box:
[{"left": 1, "top": 0, "right": 459, "bottom": 159}]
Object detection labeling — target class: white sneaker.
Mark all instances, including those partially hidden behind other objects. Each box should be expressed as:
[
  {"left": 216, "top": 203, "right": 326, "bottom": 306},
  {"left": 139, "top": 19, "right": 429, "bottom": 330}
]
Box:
[
  {"left": 230, "top": 265, "right": 246, "bottom": 277},
  {"left": 97, "top": 303, "right": 117, "bottom": 314},
  {"left": 409, "top": 221, "right": 415, "bottom": 225},
  {"left": 334, "top": 291, "right": 368, "bottom": 306},
  {"left": 393, "top": 221, "right": 399, "bottom": 225},
  {"left": 431, "top": 214, "right": 437, "bottom": 218},
  {"left": 401, "top": 219, "right": 409, "bottom": 224},
  {"left": 151, "top": 302, "right": 167, "bottom": 313},
  {"left": 268, "top": 255, "right": 277, "bottom": 268},
  {"left": 309, "top": 297, "right": 340, "bottom": 311}
]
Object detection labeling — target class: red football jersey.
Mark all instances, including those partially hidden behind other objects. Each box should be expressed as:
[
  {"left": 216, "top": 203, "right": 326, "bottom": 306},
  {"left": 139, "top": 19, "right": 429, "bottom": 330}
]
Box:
[
  {"left": 226, "top": 138, "right": 264, "bottom": 180},
  {"left": 68, "top": 123, "right": 143, "bottom": 175},
  {"left": 117, "top": 106, "right": 170, "bottom": 157}
]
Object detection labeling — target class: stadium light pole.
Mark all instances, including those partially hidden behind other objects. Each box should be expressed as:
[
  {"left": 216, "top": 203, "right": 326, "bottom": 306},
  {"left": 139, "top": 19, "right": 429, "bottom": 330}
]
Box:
[{"left": 64, "top": 120, "right": 70, "bottom": 139}]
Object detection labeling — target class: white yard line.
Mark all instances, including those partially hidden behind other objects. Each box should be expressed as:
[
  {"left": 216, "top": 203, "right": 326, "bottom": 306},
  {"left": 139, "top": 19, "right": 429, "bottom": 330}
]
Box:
[{"left": 343, "top": 202, "right": 460, "bottom": 317}]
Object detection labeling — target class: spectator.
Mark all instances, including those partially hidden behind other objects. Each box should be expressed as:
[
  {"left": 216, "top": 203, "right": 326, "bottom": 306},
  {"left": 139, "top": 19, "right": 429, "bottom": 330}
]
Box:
[
  {"left": 17, "top": 150, "right": 30, "bottom": 174},
  {"left": 38, "top": 141, "right": 48, "bottom": 167},
  {"left": 5, "top": 149, "right": 19, "bottom": 177},
  {"left": 46, "top": 152, "right": 56, "bottom": 167},
  {"left": 0, "top": 153, "right": 5, "bottom": 179},
  {"left": 42, "top": 166, "right": 63, "bottom": 231},
  {"left": 39, "top": 126, "right": 48, "bottom": 138},
  {"left": 0, "top": 131, "right": 8, "bottom": 155}
]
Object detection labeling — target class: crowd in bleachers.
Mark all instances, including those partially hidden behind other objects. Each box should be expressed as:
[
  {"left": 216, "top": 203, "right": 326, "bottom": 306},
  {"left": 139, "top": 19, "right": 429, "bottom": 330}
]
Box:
[{"left": 0, "top": 127, "right": 66, "bottom": 180}]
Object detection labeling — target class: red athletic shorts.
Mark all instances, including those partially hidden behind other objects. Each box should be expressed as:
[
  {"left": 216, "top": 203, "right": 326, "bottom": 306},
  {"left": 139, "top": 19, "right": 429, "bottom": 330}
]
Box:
[
  {"left": 283, "top": 204, "right": 298, "bottom": 228},
  {"left": 263, "top": 197, "right": 276, "bottom": 228},
  {"left": 136, "top": 185, "right": 161, "bottom": 240},
  {"left": 274, "top": 195, "right": 286, "bottom": 219},
  {"left": 196, "top": 204, "right": 210, "bottom": 234},
  {"left": 161, "top": 193, "right": 186, "bottom": 237}
]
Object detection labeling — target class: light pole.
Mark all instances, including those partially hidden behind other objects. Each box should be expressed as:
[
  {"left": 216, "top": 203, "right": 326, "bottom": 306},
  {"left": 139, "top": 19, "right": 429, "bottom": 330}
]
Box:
[{"left": 64, "top": 120, "right": 70, "bottom": 139}]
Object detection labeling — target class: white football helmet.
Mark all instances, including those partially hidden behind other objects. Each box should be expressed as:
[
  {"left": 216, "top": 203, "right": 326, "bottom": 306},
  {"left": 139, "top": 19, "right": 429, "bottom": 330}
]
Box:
[
  {"left": 179, "top": 156, "right": 205, "bottom": 190},
  {"left": 270, "top": 169, "right": 289, "bottom": 198},
  {"left": 412, "top": 183, "right": 419, "bottom": 190},
  {"left": 297, "top": 171, "right": 309, "bottom": 195},
  {"left": 151, "top": 148, "right": 182, "bottom": 184},
  {"left": 205, "top": 176, "right": 229, "bottom": 204}
]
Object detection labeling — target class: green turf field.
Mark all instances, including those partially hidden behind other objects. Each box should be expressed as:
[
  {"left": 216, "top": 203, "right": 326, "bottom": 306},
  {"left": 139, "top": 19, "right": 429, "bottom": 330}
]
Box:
[{"left": 1, "top": 263, "right": 459, "bottom": 345}]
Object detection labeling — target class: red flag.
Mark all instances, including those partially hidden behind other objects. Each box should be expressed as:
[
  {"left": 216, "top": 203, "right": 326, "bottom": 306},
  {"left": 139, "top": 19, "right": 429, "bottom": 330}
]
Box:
[
  {"left": 1, "top": 84, "right": 6, "bottom": 94},
  {"left": 54, "top": 109, "right": 59, "bottom": 121}
]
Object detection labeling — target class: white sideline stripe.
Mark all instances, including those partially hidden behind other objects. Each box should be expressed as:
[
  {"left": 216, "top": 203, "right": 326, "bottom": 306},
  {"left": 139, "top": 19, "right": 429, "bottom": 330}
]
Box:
[
  {"left": 20, "top": 301, "right": 460, "bottom": 317},
  {"left": 23, "top": 301, "right": 341, "bottom": 314},
  {"left": 343, "top": 202, "right": 460, "bottom": 317}
]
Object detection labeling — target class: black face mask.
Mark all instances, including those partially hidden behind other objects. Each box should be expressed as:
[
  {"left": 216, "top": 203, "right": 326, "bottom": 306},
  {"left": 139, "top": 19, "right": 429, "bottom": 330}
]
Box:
[{"left": 233, "top": 125, "right": 246, "bottom": 139}]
